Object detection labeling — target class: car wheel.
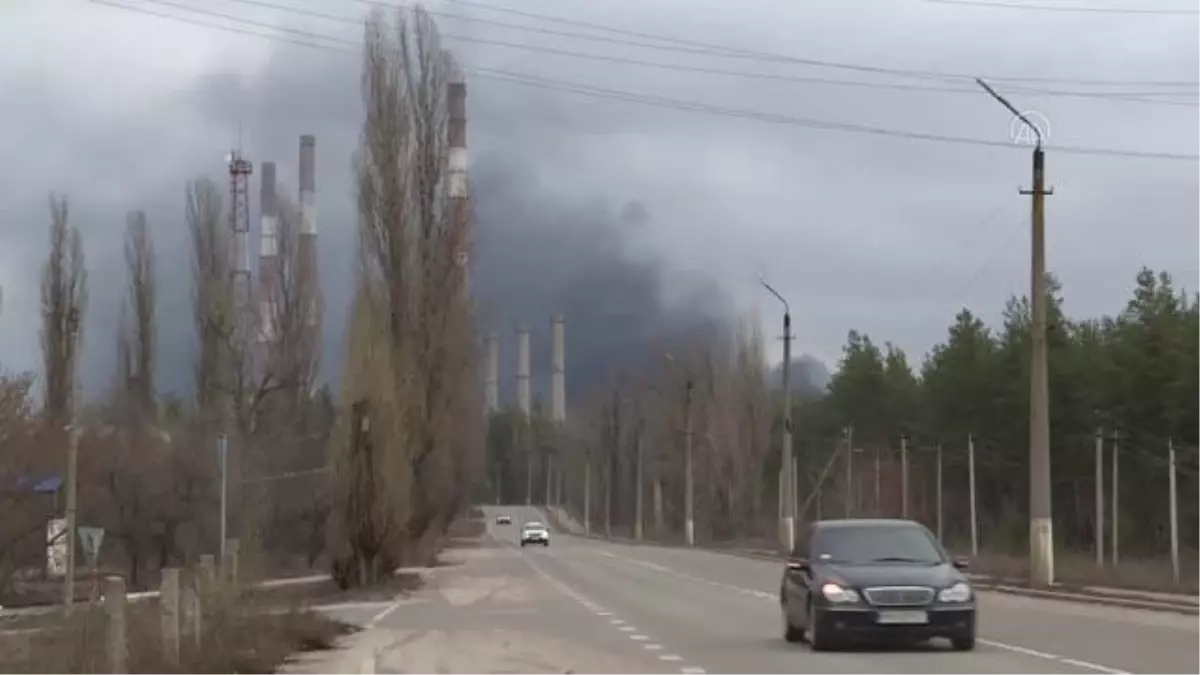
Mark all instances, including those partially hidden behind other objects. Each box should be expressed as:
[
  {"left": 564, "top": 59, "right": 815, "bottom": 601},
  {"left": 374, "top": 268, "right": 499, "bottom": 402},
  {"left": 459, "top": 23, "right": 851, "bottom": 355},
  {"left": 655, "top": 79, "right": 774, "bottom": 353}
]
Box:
[
  {"left": 806, "top": 602, "right": 834, "bottom": 651},
  {"left": 782, "top": 600, "right": 805, "bottom": 643},
  {"left": 950, "top": 634, "right": 976, "bottom": 651},
  {"left": 543, "top": 541, "right": 550, "bottom": 547},
  {"left": 520, "top": 541, "right": 526, "bottom": 547}
]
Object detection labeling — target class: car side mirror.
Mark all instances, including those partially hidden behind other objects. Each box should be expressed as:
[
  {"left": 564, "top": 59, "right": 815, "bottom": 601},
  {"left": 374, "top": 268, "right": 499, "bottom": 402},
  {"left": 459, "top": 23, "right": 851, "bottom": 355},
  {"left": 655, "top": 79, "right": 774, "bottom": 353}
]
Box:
[
  {"left": 951, "top": 556, "right": 969, "bottom": 570},
  {"left": 786, "top": 558, "right": 809, "bottom": 573}
]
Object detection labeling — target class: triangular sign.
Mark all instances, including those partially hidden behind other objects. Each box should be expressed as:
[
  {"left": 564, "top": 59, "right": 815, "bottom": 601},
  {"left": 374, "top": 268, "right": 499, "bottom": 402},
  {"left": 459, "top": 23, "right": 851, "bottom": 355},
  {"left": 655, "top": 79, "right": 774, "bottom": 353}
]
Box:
[{"left": 77, "top": 526, "right": 105, "bottom": 558}]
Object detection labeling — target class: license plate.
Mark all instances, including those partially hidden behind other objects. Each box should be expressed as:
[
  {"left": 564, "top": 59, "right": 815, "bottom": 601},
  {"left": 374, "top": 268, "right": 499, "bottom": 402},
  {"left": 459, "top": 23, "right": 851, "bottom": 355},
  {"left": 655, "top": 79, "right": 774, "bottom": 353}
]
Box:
[{"left": 876, "top": 610, "right": 929, "bottom": 625}]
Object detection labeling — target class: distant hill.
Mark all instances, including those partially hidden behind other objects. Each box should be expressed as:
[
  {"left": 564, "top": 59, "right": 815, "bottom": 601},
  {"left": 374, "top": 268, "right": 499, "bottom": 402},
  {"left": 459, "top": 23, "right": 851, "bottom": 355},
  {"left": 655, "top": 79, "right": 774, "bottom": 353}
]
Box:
[{"left": 768, "top": 354, "right": 830, "bottom": 399}]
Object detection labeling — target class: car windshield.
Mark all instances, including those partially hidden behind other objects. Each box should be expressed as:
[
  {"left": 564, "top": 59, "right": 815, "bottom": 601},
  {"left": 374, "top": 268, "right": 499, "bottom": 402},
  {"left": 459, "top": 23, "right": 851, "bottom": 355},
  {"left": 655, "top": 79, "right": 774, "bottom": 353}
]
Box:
[
  {"left": 811, "top": 524, "right": 943, "bottom": 565},
  {"left": 523, "top": 523, "right": 544, "bottom": 530}
]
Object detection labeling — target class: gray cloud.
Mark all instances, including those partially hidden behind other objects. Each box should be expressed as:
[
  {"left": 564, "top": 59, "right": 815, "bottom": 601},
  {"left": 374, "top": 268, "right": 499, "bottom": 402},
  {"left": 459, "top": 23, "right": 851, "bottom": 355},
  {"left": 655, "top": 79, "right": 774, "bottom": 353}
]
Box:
[{"left": 0, "top": 0, "right": 1196, "bottom": 404}]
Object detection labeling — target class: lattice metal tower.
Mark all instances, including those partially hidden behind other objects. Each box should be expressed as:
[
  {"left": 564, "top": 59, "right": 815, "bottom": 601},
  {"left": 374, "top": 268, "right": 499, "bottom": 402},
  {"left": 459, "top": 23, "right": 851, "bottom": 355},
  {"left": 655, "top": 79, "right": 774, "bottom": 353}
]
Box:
[{"left": 227, "top": 147, "right": 254, "bottom": 370}]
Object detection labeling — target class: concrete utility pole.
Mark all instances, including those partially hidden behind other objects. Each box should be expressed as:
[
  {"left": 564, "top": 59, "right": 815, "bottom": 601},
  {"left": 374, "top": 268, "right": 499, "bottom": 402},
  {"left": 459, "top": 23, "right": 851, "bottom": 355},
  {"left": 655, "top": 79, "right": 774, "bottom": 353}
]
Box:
[
  {"left": 583, "top": 451, "right": 592, "bottom": 536},
  {"left": 1112, "top": 429, "right": 1120, "bottom": 567},
  {"left": 968, "top": 434, "right": 978, "bottom": 556},
  {"left": 683, "top": 378, "right": 695, "bottom": 547},
  {"left": 844, "top": 425, "right": 854, "bottom": 518},
  {"left": 606, "top": 389, "right": 619, "bottom": 540},
  {"left": 900, "top": 436, "right": 909, "bottom": 519},
  {"left": 634, "top": 416, "right": 645, "bottom": 541},
  {"left": 63, "top": 309, "right": 81, "bottom": 613},
  {"left": 978, "top": 78, "right": 1055, "bottom": 587},
  {"left": 759, "top": 275, "right": 794, "bottom": 553},
  {"left": 218, "top": 433, "right": 228, "bottom": 558},
  {"left": 1168, "top": 438, "right": 1179, "bottom": 586},
  {"left": 1095, "top": 428, "right": 1104, "bottom": 567},
  {"left": 873, "top": 450, "right": 881, "bottom": 515},
  {"left": 935, "top": 443, "right": 944, "bottom": 542},
  {"left": 550, "top": 315, "right": 566, "bottom": 424}
]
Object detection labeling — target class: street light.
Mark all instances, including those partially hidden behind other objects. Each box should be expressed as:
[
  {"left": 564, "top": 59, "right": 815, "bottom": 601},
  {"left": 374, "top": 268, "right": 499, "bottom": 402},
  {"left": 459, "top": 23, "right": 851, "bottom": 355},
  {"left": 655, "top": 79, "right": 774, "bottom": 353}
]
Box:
[
  {"left": 663, "top": 352, "right": 695, "bottom": 547},
  {"left": 758, "top": 275, "right": 795, "bottom": 554},
  {"left": 976, "top": 78, "right": 1054, "bottom": 588}
]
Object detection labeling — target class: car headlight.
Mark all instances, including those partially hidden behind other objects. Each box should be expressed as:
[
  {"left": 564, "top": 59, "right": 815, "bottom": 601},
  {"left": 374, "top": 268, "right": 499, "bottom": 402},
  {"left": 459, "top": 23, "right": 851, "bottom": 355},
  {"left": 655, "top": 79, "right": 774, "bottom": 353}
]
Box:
[
  {"left": 820, "top": 582, "right": 860, "bottom": 604},
  {"left": 938, "top": 582, "right": 972, "bottom": 602}
]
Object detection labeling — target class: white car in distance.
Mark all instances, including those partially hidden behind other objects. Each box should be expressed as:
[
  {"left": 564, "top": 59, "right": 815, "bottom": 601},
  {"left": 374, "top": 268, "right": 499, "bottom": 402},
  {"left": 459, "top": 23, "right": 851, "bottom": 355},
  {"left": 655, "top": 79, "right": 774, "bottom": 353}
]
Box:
[{"left": 520, "top": 521, "right": 550, "bottom": 547}]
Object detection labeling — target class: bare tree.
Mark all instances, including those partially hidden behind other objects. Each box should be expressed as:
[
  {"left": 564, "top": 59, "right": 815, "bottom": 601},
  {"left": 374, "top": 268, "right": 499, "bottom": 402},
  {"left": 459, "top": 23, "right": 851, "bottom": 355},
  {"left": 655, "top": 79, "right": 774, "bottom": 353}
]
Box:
[
  {"left": 343, "top": 5, "right": 481, "bottom": 574},
  {"left": 40, "top": 194, "right": 88, "bottom": 425},
  {"left": 122, "top": 210, "right": 156, "bottom": 421},
  {"left": 187, "top": 178, "right": 229, "bottom": 428}
]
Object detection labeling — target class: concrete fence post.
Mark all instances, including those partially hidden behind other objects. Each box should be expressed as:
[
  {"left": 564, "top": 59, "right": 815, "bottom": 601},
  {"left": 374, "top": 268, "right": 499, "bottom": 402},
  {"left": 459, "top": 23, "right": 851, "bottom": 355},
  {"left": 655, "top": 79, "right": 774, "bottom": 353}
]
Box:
[
  {"left": 160, "top": 568, "right": 181, "bottom": 666},
  {"left": 198, "top": 554, "right": 216, "bottom": 595},
  {"left": 222, "top": 539, "right": 239, "bottom": 584},
  {"left": 182, "top": 582, "right": 201, "bottom": 651},
  {"left": 103, "top": 576, "right": 128, "bottom": 674}
]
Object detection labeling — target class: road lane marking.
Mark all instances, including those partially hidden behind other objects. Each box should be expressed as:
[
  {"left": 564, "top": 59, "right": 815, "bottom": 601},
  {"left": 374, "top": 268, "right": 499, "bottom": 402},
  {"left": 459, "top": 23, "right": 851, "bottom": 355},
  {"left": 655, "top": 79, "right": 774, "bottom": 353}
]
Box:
[
  {"left": 979, "top": 639, "right": 1129, "bottom": 674},
  {"left": 1065, "top": 658, "right": 1128, "bottom": 672},
  {"left": 520, "top": 546, "right": 705, "bottom": 672}
]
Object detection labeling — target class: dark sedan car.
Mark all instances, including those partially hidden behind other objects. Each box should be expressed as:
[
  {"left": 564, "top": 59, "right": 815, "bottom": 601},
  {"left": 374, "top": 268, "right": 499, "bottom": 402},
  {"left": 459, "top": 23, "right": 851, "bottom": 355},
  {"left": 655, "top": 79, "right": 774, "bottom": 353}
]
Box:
[{"left": 779, "top": 518, "right": 975, "bottom": 651}]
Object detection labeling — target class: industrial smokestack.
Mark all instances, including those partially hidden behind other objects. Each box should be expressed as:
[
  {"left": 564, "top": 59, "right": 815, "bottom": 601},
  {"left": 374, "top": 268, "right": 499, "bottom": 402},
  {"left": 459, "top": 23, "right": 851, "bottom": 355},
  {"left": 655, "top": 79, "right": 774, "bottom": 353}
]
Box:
[
  {"left": 259, "top": 161, "right": 278, "bottom": 258},
  {"left": 517, "top": 325, "right": 531, "bottom": 419},
  {"left": 551, "top": 314, "right": 566, "bottom": 425},
  {"left": 299, "top": 135, "right": 316, "bottom": 237},
  {"left": 447, "top": 75, "right": 470, "bottom": 292},
  {"left": 485, "top": 332, "right": 499, "bottom": 414},
  {"left": 257, "top": 161, "right": 279, "bottom": 348}
]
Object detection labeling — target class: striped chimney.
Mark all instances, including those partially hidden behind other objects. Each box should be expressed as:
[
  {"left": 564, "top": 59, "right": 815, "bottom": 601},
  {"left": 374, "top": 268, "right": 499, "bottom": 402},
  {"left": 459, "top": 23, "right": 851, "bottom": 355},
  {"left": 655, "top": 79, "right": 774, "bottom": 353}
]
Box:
[
  {"left": 258, "top": 161, "right": 279, "bottom": 344},
  {"left": 447, "top": 75, "right": 469, "bottom": 290},
  {"left": 297, "top": 135, "right": 319, "bottom": 325}
]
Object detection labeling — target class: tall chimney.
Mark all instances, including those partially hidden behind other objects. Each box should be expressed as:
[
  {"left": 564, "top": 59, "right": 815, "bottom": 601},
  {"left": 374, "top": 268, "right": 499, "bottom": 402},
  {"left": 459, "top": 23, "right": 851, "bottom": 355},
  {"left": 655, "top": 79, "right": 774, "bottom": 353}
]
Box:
[
  {"left": 516, "top": 325, "right": 531, "bottom": 419},
  {"left": 551, "top": 314, "right": 566, "bottom": 425},
  {"left": 299, "top": 135, "right": 316, "bottom": 237},
  {"left": 447, "top": 74, "right": 470, "bottom": 293},
  {"left": 257, "top": 161, "right": 279, "bottom": 349},
  {"left": 485, "top": 332, "right": 499, "bottom": 414},
  {"left": 297, "top": 135, "right": 321, "bottom": 394}
]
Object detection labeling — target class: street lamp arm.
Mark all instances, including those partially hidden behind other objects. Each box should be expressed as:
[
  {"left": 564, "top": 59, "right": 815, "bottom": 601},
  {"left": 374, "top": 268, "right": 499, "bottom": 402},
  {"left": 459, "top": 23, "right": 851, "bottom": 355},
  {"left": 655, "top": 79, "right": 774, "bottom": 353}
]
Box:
[
  {"left": 976, "top": 78, "right": 1042, "bottom": 148},
  {"left": 757, "top": 275, "right": 790, "bottom": 316}
]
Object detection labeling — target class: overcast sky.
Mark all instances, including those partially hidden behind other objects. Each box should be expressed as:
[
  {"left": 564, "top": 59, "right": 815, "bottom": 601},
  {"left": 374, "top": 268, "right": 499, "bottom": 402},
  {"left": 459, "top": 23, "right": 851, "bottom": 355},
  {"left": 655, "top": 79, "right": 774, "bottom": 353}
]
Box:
[{"left": 0, "top": 0, "right": 1196, "bottom": 404}]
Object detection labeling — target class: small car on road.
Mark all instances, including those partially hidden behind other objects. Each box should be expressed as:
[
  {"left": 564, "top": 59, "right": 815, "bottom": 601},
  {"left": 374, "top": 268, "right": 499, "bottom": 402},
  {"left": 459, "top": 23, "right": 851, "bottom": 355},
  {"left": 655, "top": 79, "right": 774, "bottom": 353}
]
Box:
[
  {"left": 780, "top": 518, "right": 975, "bottom": 651},
  {"left": 495, "top": 515, "right": 512, "bottom": 525},
  {"left": 520, "top": 521, "right": 550, "bottom": 547}
]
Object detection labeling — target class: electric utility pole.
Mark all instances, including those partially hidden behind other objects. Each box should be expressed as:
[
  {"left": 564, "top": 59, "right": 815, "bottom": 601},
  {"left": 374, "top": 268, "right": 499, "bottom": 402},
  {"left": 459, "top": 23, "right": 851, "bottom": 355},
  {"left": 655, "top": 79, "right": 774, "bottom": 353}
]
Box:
[
  {"left": 759, "top": 276, "right": 794, "bottom": 553},
  {"left": 978, "top": 78, "right": 1054, "bottom": 588}
]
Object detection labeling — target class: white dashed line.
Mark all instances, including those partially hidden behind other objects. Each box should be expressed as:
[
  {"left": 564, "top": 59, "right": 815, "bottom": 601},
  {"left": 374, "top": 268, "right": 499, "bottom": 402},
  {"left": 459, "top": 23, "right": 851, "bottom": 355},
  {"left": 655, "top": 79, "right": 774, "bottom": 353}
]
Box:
[
  {"left": 979, "top": 639, "right": 1129, "bottom": 674},
  {"left": 610, "top": 618, "right": 625, "bottom": 625},
  {"left": 1065, "top": 658, "right": 1128, "bottom": 672},
  {"left": 630, "top": 634, "right": 649, "bottom": 641},
  {"left": 659, "top": 654, "right": 683, "bottom": 661},
  {"left": 680, "top": 668, "right": 706, "bottom": 674},
  {"left": 644, "top": 644, "right": 663, "bottom": 651},
  {"left": 618, "top": 625, "right": 636, "bottom": 632},
  {"left": 596, "top": 611, "right": 612, "bottom": 616}
]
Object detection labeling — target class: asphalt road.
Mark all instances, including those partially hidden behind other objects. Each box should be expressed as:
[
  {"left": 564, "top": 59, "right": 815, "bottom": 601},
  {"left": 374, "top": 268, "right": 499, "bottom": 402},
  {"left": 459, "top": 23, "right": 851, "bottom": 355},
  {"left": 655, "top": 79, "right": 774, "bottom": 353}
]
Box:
[{"left": 447, "top": 505, "right": 1198, "bottom": 675}]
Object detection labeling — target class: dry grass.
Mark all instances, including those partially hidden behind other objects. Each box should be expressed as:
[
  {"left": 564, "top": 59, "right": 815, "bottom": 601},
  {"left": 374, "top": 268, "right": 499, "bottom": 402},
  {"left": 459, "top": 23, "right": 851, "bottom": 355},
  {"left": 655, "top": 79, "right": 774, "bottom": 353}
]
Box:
[{"left": 0, "top": 584, "right": 354, "bottom": 674}]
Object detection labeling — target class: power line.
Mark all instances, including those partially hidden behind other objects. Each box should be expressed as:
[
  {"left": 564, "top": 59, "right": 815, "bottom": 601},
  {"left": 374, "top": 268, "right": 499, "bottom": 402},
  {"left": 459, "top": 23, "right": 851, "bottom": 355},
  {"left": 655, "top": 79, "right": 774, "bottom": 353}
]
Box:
[
  {"left": 91, "top": 0, "right": 1200, "bottom": 161},
  {"left": 140, "top": 0, "right": 1200, "bottom": 97},
  {"left": 918, "top": 0, "right": 1199, "bottom": 15},
  {"left": 199, "top": 0, "right": 1199, "bottom": 106},
  {"left": 336, "top": 0, "right": 1200, "bottom": 88}
]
